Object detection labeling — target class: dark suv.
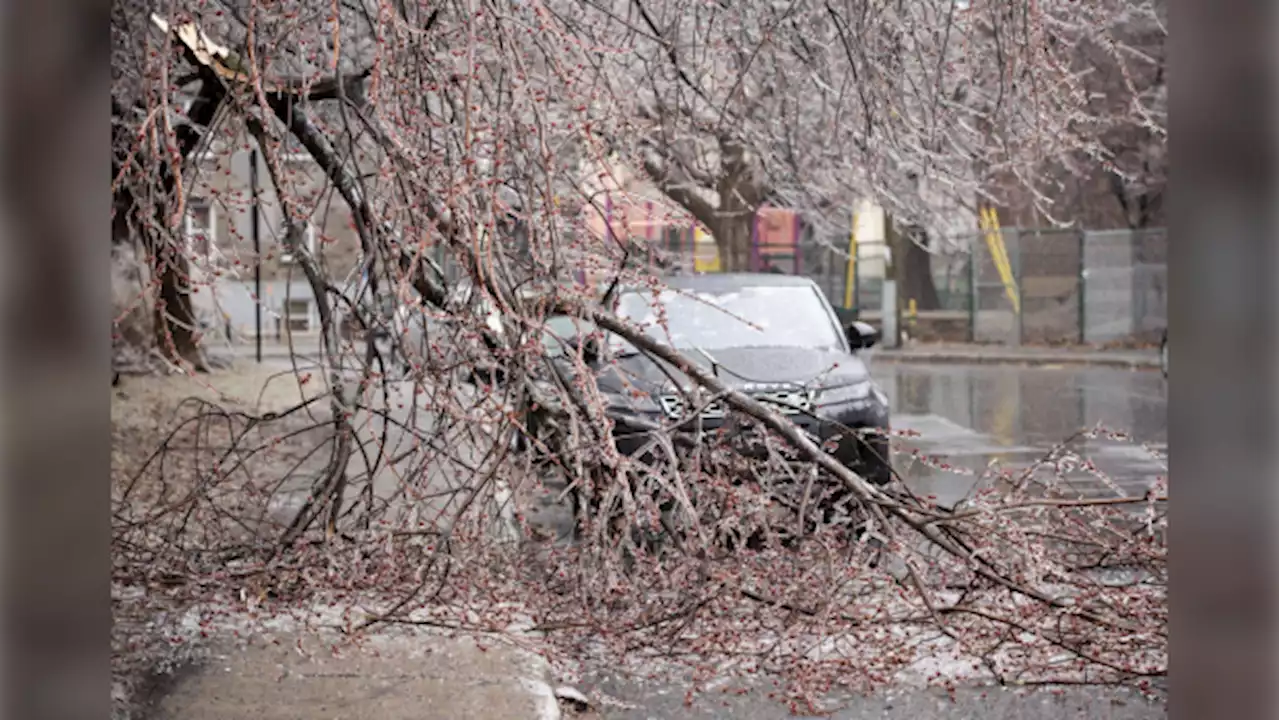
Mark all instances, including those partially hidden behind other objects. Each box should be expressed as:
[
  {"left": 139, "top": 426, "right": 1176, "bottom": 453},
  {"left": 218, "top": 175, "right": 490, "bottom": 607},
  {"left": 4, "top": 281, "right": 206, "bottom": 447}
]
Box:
[{"left": 538, "top": 273, "right": 894, "bottom": 485}]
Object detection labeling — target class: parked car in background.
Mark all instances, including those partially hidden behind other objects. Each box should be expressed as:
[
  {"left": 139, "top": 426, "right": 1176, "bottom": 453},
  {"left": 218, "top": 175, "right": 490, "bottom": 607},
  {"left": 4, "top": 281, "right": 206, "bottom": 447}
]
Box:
[{"left": 536, "top": 273, "right": 894, "bottom": 486}]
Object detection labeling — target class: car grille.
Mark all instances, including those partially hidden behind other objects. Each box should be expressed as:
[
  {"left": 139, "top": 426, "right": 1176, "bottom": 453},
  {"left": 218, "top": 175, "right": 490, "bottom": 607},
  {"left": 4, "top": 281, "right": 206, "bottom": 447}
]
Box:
[{"left": 659, "top": 389, "right": 814, "bottom": 420}]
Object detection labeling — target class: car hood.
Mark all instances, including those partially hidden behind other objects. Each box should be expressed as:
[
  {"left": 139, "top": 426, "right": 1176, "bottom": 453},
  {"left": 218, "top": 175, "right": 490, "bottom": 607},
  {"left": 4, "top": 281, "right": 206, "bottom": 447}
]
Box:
[{"left": 594, "top": 345, "right": 870, "bottom": 396}]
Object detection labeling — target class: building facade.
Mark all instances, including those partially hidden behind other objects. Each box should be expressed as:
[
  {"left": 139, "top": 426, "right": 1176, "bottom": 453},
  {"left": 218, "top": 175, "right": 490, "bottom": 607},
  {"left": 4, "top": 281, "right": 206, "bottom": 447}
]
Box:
[{"left": 185, "top": 131, "right": 364, "bottom": 339}]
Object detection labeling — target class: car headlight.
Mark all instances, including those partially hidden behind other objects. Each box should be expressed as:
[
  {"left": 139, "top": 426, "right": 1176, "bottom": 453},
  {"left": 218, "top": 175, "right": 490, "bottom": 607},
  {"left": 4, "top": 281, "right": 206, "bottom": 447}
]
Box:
[
  {"left": 604, "top": 390, "right": 661, "bottom": 416},
  {"left": 816, "top": 380, "right": 883, "bottom": 408}
]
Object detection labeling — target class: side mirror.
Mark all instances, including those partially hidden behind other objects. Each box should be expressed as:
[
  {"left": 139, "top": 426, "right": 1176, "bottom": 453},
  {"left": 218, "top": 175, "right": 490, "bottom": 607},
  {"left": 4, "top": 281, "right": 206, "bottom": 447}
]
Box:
[{"left": 846, "top": 321, "right": 879, "bottom": 350}]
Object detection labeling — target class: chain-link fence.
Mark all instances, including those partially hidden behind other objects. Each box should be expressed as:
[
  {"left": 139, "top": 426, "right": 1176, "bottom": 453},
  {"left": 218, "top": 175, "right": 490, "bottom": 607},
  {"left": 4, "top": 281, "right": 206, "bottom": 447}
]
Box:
[
  {"left": 492, "top": 218, "right": 1166, "bottom": 348},
  {"left": 1082, "top": 228, "right": 1167, "bottom": 344},
  {"left": 798, "top": 227, "right": 1165, "bottom": 346},
  {"left": 969, "top": 227, "right": 1166, "bottom": 345},
  {"left": 969, "top": 227, "right": 1019, "bottom": 344},
  {"left": 969, "top": 227, "right": 1086, "bottom": 345},
  {"left": 1017, "top": 228, "right": 1084, "bottom": 344},
  {"left": 804, "top": 236, "right": 972, "bottom": 314}
]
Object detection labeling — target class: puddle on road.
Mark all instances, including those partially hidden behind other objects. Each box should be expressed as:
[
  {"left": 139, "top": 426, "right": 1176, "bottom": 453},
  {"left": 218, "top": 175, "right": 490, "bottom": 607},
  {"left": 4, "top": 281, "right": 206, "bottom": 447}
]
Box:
[
  {"left": 889, "top": 422, "right": 1166, "bottom": 507},
  {"left": 874, "top": 362, "right": 1167, "bottom": 506}
]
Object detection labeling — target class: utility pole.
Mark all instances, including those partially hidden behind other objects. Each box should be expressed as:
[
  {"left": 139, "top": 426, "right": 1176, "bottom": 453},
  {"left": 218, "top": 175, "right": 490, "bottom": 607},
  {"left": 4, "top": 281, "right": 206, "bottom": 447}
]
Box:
[{"left": 250, "top": 147, "right": 262, "bottom": 363}]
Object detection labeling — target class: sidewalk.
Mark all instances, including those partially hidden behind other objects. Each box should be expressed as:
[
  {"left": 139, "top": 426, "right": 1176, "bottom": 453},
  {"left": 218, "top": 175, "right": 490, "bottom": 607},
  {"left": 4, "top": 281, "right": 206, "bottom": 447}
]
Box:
[
  {"left": 114, "top": 371, "right": 564, "bottom": 720},
  {"left": 146, "top": 629, "right": 562, "bottom": 720},
  {"left": 872, "top": 342, "right": 1160, "bottom": 369}
]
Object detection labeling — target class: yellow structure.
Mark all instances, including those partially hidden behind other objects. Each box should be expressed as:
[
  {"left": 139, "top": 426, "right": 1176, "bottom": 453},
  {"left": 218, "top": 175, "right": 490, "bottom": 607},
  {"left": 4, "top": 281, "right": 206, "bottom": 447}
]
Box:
[
  {"left": 693, "top": 226, "right": 721, "bottom": 272},
  {"left": 979, "top": 207, "right": 1020, "bottom": 315},
  {"left": 843, "top": 211, "right": 859, "bottom": 309}
]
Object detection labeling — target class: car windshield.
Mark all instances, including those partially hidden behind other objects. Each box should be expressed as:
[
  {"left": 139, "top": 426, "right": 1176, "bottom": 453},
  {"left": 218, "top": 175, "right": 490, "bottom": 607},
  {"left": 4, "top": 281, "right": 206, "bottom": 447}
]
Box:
[
  {"left": 613, "top": 285, "right": 843, "bottom": 352},
  {"left": 542, "top": 314, "right": 587, "bottom": 356}
]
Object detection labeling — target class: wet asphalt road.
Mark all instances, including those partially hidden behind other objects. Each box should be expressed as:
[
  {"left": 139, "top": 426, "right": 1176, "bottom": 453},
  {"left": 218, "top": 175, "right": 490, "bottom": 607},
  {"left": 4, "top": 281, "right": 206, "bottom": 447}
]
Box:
[
  {"left": 581, "top": 361, "right": 1168, "bottom": 720},
  {"left": 872, "top": 361, "right": 1167, "bottom": 506}
]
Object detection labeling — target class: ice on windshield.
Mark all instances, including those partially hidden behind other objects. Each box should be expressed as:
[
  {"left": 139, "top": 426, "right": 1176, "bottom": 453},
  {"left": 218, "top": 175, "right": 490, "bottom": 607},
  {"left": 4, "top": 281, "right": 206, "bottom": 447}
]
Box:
[{"left": 615, "top": 285, "right": 842, "bottom": 351}]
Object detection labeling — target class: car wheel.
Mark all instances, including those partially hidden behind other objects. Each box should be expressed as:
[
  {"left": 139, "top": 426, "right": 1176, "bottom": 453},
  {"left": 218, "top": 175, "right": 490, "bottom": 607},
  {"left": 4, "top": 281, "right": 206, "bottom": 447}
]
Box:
[
  {"left": 861, "top": 458, "right": 894, "bottom": 487},
  {"left": 853, "top": 431, "right": 894, "bottom": 486}
]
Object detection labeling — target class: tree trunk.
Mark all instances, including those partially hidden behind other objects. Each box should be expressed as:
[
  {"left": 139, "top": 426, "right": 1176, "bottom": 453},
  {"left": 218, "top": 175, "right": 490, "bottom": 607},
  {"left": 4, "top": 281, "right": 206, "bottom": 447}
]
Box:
[
  {"left": 149, "top": 232, "right": 207, "bottom": 368},
  {"left": 714, "top": 213, "right": 754, "bottom": 272},
  {"left": 891, "top": 222, "right": 941, "bottom": 311},
  {"left": 713, "top": 182, "right": 758, "bottom": 272},
  {"left": 112, "top": 72, "right": 225, "bottom": 372},
  {"left": 112, "top": 146, "right": 210, "bottom": 371}
]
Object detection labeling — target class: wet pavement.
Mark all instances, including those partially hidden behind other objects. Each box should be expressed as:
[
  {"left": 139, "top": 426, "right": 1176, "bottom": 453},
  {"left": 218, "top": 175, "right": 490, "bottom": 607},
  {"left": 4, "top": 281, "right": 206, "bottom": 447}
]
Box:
[
  {"left": 578, "top": 362, "right": 1168, "bottom": 720},
  {"left": 582, "top": 678, "right": 1164, "bottom": 720},
  {"left": 871, "top": 362, "right": 1167, "bottom": 506}
]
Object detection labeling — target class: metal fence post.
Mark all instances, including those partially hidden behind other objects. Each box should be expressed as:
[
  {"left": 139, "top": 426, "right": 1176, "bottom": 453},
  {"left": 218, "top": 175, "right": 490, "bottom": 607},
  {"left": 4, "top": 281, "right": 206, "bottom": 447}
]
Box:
[
  {"left": 967, "top": 234, "right": 977, "bottom": 342},
  {"left": 881, "top": 279, "right": 898, "bottom": 348},
  {"left": 1013, "top": 228, "right": 1023, "bottom": 347},
  {"left": 852, "top": 244, "right": 861, "bottom": 313},
  {"left": 1077, "top": 229, "right": 1087, "bottom": 344}
]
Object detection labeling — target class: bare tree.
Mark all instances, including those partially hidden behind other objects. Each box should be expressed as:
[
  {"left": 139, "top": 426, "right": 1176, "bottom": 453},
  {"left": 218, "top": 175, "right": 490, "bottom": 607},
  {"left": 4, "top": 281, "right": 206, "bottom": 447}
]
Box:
[
  {"left": 111, "top": 1, "right": 1167, "bottom": 714},
  {"left": 111, "top": 1, "right": 228, "bottom": 369},
  {"left": 553, "top": 0, "right": 1168, "bottom": 264},
  {"left": 975, "top": 0, "right": 1167, "bottom": 229}
]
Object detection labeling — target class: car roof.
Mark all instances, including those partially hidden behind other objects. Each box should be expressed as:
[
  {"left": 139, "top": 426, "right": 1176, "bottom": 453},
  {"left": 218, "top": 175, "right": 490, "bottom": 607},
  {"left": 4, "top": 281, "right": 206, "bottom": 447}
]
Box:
[{"left": 634, "top": 273, "right": 819, "bottom": 293}]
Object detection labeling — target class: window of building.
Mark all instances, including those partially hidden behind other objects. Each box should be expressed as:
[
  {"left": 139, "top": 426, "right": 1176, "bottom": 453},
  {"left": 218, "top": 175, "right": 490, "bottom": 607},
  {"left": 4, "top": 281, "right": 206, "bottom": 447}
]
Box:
[
  {"left": 185, "top": 199, "right": 215, "bottom": 256},
  {"left": 279, "top": 221, "right": 317, "bottom": 265},
  {"left": 283, "top": 297, "right": 313, "bottom": 333}
]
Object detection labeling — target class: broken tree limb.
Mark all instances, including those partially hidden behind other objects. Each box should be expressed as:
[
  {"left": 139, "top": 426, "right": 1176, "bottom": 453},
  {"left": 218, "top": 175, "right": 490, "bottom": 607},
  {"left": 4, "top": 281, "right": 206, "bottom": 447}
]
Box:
[{"left": 552, "top": 299, "right": 1140, "bottom": 631}]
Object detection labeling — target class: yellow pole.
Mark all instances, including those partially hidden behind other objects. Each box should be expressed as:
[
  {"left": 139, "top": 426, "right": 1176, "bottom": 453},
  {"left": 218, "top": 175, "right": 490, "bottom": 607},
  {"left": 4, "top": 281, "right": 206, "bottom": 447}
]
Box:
[
  {"left": 981, "top": 209, "right": 1005, "bottom": 305},
  {"left": 981, "top": 207, "right": 1021, "bottom": 315},
  {"left": 843, "top": 211, "right": 859, "bottom": 309},
  {"left": 991, "top": 209, "right": 1019, "bottom": 313}
]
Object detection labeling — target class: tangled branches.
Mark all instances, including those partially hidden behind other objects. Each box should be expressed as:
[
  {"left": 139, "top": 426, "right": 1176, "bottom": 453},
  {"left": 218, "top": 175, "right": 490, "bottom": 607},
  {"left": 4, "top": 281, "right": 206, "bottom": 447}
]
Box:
[{"left": 110, "top": 0, "right": 1167, "bottom": 711}]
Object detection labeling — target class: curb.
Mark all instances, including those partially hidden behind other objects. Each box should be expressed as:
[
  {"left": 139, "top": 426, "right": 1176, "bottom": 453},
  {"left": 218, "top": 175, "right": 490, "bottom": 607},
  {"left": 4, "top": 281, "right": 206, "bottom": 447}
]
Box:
[
  {"left": 517, "top": 654, "right": 562, "bottom": 720},
  {"left": 873, "top": 351, "right": 1160, "bottom": 370},
  {"left": 502, "top": 621, "right": 563, "bottom": 720}
]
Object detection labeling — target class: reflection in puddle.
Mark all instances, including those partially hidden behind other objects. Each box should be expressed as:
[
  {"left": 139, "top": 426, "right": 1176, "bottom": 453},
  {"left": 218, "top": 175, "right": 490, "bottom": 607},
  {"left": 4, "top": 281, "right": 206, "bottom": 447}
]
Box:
[
  {"left": 890, "top": 434, "right": 1166, "bottom": 505},
  {"left": 873, "top": 362, "right": 1166, "bottom": 503}
]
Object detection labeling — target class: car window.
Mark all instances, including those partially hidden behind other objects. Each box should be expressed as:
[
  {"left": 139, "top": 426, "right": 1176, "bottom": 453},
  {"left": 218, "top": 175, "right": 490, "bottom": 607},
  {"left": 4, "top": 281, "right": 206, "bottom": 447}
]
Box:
[
  {"left": 614, "top": 285, "right": 843, "bottom": 352},
  {"left": 542, "top": 315, "right": 593, "bottom": 357}
]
